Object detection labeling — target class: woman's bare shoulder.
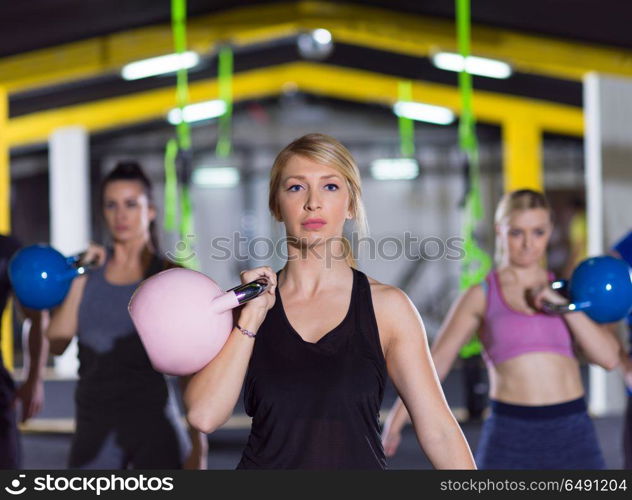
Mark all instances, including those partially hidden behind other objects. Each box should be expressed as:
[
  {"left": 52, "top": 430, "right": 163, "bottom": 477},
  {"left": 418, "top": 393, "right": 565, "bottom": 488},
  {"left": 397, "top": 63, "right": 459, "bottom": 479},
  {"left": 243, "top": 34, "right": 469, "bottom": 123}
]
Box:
[
  {"left": 458, "top": 282, "right": 487, "bottom": 317},
  {"left": 364, "top": 276, "right": 416, "bottom": 352},
  {"left": 365, "top": 275, "right": 418, "bottom": 329},
  {"left": 366, "top": 275, "right": 409, "bottom": 305}
]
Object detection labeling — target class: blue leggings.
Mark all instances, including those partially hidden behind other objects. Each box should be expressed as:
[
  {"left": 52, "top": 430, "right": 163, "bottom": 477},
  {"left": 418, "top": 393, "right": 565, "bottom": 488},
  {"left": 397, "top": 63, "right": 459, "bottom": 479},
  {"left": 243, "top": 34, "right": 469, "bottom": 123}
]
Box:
[{"left": 475, "top": 398, "right": 605, "bottom": 469}]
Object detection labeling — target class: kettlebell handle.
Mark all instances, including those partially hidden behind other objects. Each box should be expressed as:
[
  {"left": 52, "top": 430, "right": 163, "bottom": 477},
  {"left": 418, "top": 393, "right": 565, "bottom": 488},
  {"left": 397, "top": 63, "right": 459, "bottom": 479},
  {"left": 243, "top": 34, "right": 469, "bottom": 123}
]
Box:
[
  {"left": 207, "top": 277, "right": 269, "bottom": 315},
  {"left": 541, "top": 279, "right": 592, "bottom": 315},
  {"left": 227, "top": 277, "right": 269, "bottom": 304},
  {"left": 61, "top": 252, "right": 101, "bottom": 281}
]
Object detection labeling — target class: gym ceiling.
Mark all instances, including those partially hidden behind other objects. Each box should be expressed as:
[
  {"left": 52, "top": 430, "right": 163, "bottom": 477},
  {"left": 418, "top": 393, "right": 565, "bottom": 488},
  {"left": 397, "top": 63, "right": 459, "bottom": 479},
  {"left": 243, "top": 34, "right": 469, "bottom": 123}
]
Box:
[{"left": 3, "top": 0, "right": 632, "bottom": 149}]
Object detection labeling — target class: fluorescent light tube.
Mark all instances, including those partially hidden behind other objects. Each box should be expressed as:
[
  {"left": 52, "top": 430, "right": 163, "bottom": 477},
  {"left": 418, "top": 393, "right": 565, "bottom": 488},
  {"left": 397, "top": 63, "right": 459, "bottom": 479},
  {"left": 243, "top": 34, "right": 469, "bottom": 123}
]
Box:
[
  {"left": 192, "top": 167, "right": 240, "bottom": 188},
  {"left": 432, "top": 52, "right": 512, "bottom": 79},
  {"left": 393, "top": 101, "right": 455, "bottom": 125},
  {"left": 167, "top": 100, "right": 227, "bottom": 124},
  {"left": 370, "top": 158, "right": 419, "bottom": 180},
  {"left": 122, "top": 51, "right": 200, "bottom": 80}
]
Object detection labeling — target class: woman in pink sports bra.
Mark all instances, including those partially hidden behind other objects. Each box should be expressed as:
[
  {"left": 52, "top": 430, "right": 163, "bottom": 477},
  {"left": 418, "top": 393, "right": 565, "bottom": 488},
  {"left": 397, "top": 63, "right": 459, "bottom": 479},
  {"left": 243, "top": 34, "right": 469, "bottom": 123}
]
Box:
[{"left": 382, "top": 189, "right": 620, "bottom": 469}]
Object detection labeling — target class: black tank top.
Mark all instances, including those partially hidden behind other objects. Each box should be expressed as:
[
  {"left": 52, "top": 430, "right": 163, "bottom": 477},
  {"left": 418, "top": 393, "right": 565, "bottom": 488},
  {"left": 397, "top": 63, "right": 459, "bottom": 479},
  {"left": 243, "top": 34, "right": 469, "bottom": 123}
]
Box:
[{"left": 237, "top": 267, "right": 387, "bottom": 469}]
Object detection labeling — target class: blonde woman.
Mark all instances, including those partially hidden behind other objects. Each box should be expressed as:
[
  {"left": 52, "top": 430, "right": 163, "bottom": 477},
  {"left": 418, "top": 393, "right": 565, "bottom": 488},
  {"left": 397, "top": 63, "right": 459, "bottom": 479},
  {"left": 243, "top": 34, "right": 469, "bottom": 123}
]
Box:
[
  {"left": 184, "top": 133, "right": 475, "bottom": 469},
  {"left": 382, "top": 189, "right": 620, "bottom": 469}
]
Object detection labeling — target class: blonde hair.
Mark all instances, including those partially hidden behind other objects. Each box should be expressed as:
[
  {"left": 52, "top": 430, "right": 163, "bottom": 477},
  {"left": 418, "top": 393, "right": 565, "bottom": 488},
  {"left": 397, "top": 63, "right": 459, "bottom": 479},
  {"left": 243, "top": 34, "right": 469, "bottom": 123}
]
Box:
[
  {"left": 268, "top": 133, "right": 368, "bottom": 268},
  {"left": 494, "top": 189, "right": 552, "bottom": 265}
]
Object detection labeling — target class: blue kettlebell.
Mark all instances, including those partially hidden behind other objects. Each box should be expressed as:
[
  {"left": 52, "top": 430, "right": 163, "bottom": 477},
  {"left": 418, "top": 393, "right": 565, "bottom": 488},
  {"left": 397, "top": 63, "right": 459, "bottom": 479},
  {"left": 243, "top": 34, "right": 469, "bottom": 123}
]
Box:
[
  {"left": 8, "top": 244, "right": 94, "bottom": 310},
  {"left": 545, "top": 255, "right": 632, "bottom": 323}
]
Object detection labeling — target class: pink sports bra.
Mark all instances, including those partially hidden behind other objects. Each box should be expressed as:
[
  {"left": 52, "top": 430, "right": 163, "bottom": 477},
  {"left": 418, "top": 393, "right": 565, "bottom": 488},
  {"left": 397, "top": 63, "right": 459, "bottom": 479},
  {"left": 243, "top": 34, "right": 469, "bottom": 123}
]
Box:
[{"left": 479, "top": 270, "right": 575, "bottom": 366}]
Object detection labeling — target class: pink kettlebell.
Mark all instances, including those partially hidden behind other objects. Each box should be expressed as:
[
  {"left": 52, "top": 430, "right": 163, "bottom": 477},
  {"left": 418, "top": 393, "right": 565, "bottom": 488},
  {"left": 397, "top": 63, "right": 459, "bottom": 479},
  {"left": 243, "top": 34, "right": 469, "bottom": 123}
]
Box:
[{"left": 128, "top": 268, "right": 267, "bottom": 376}]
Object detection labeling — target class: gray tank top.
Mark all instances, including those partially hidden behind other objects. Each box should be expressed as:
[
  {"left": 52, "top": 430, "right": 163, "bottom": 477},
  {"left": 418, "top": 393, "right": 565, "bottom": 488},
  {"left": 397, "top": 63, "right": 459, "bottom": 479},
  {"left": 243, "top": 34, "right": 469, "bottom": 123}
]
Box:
[{"left": 76, "top": 250, "right": 174, "bottom": 412}]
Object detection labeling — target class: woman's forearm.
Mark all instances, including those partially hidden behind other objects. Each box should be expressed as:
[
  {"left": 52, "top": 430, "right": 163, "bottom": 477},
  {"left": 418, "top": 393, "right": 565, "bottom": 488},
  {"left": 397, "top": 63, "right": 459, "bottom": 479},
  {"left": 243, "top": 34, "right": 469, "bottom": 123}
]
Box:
[
  {"left": 184, "top": 308, "right": 264, "bottom": 434},
  {"left": 23, "top": 310, "right": 49, "bottom": 380},
  {"left": 46, "top": 277, "right": 86, "bottom": 355},
  {"left": 416, "top": 420, "right": 477, "bottom": 469},
  {"left": 46, "top": 311, "right": 75, "bottom": 355},
  {"left": 565, "top": 313, "right": 620, "bottom": 370}
]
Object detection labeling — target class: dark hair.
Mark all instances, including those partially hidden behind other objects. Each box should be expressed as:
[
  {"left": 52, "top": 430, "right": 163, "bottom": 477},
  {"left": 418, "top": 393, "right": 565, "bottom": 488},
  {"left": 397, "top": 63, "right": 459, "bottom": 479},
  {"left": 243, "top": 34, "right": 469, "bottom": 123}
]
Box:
[{"left": 100, "top": 161, "right": 159, "bottom": 253}]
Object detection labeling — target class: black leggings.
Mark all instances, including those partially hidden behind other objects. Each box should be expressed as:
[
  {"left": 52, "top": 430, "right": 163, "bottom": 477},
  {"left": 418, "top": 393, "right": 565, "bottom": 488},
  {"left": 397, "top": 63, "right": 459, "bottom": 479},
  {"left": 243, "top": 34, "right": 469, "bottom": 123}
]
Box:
[
  {"left": 69, "top": 404, "right": 188, "bottom": 469},
  {"left": 0, "top": 366, "right": 20, "bottom": 469}
]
